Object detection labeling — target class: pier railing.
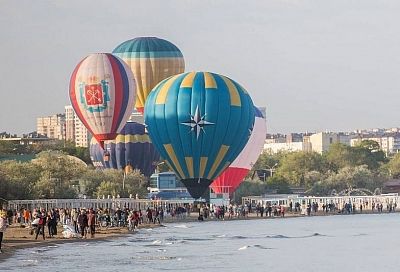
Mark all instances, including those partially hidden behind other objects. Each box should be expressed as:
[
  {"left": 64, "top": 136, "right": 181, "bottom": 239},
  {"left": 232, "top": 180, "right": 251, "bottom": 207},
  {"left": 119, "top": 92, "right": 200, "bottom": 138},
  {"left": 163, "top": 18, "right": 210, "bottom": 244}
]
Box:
[{"left": 6, "top": 198, "right": 195, "bottom": 211}]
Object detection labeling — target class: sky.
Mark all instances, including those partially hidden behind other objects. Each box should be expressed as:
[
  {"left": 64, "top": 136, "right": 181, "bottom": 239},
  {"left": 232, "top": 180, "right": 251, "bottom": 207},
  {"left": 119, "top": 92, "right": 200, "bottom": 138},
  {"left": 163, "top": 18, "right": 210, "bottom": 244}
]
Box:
[{"left": 1, "top": 0, "right": 400, "bottom": 135}]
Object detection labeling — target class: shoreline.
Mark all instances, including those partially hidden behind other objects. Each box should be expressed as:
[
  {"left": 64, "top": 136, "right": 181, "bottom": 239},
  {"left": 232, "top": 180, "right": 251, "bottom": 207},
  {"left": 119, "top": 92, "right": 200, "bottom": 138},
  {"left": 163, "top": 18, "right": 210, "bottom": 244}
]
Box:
[{"left": 0, "top": 210, "right": 395, "bottom": 263}]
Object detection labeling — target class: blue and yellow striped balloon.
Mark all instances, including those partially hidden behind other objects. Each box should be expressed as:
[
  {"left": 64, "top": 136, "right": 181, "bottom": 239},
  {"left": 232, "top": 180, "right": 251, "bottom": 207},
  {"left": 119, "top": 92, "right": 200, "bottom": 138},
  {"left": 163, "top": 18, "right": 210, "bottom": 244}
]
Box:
[
  {"left": 89, "top": 122, "right": 160, "bottom": 177},
  {"left": 113, "top": 37, "right": 185, "bottom": 114},
  {"left": 144, "top": 72, "right": 255, "bottom": 198}
]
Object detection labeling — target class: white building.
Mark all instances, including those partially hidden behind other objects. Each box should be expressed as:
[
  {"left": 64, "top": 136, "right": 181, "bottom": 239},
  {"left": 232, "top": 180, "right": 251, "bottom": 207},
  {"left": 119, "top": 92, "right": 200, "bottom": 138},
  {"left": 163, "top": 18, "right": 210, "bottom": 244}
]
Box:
[
  {"left": 308, "top": 132, "right": 350, "bottom": 154},
  {"left": 36, "top": 114, "right": 65, "bottom": 140},
  {"left": 64, "top": 105, "right": 89, "bottom": 147},
  {"left": 263, "top": 142, "right": 312, "bottom": 154},
  {"left": 351, "top": 135, "right": 400, "bottom": 155}
]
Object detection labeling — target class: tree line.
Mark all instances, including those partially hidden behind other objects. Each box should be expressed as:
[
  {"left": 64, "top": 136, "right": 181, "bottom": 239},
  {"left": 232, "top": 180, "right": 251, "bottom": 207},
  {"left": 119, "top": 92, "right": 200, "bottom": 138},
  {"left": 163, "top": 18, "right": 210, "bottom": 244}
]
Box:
[
  {"left": 234, "top": 140, "right": 400, "bottom": 202},
  {"left": 1, "top": 139, "right": 400, "bottom": 203}
]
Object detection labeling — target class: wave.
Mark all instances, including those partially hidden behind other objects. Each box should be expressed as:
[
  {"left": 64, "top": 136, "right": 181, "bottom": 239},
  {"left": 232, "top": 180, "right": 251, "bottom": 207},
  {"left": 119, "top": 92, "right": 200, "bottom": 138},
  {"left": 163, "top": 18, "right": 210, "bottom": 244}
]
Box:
[
  {"left": 253, "top": 245, "right": 274, "bottom": 250},
  {"left": 238, "top": 245, "right": 250, "bottom": 250},
  {"left": 265, "top": 233, "right": 327, "bottom": 239},
  {"left": 110, "top": 243, "right": 130, "bottom": 247},
  {"left": 174, "top": 224, "right": 190, "bottom": 229},
  {"left": 230, "top": 235, "right": 249, "bottom": 239}
]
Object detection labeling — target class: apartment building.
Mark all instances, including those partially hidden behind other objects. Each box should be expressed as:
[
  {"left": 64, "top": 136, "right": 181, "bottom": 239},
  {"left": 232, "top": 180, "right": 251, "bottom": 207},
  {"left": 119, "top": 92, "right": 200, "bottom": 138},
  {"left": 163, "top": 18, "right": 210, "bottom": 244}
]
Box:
[{"left": 36, "top": 114, "right": 65, "bottom": 140}]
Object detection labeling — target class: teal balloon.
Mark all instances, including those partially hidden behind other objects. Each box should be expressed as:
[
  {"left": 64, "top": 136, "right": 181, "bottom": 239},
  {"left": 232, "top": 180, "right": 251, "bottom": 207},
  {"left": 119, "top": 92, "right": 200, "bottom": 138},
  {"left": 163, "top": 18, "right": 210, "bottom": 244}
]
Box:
[{"left": 144, "top": 72, "right": 255, "bottom": 198}]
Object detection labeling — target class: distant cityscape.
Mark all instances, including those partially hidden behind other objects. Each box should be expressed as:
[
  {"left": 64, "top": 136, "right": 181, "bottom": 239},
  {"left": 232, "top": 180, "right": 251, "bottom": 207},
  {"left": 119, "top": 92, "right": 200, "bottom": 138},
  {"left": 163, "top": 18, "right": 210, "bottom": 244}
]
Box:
[{"left": 1, "top": 105, "right": 400, "bottom": 156}]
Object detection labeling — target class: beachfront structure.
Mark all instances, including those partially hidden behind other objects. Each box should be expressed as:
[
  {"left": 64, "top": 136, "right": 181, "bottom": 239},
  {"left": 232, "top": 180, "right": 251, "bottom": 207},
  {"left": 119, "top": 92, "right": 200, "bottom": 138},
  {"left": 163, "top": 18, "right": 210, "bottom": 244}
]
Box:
[
  {"left": 242, "top": 193, "right": 399, "bottom": 213},
  {"left": 36, "top": 114, "right": 65, "bottom": 140},
  {"left": 148, "top": 172, "right": 191, "bottom": 199},
  {"left": 6, "top": 198, "right": 194, "bottom": 213},
  {"left": 65, "top": 105, "right": 89, "bottom": 147}
]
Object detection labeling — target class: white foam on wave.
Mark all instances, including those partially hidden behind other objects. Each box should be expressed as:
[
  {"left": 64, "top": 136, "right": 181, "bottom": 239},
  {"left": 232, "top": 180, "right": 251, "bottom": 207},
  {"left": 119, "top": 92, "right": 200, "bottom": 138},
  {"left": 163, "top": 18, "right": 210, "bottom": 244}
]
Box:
[
  {"left": 22, "top": 259, "right": 38, "bottom": 263},
  {"left": 174, "top": 224, "right": 189, "bottom": 229},
  {"left": 238, "top": 246, "right": 250, "bottom": 251},
  {"left": 152, "top": 240, "right": 162, "bottom": 245}
]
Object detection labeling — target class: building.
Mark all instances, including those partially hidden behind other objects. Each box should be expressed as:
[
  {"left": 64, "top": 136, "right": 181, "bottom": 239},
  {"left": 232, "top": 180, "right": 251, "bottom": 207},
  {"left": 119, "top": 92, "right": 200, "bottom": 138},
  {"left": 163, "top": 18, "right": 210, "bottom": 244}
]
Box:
[
  {"left": 36, "top": 114, "right": 65, "bottom": 140},
  {"left": 350, "top": 134, "right": 400, "bottom": 155},
  {"left": 309, "top": 132, "right": 351, "bottom": 153},
  {"left": 263, "top": 142, "right": 311, "bottom": 154},
  {"left": 65, "top": 105, "right": 89, "bottom": 147},
  {"left": 148, "top": 172, "right": 192, "bottom": 199},
  {"left": 65, "top": 105, "right": 75, "bottom": 141}
]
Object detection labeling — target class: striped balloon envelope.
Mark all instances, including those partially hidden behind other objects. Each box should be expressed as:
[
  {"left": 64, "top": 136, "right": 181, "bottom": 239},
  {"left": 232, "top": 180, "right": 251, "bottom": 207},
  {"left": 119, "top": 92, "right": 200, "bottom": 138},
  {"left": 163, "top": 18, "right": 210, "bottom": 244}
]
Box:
[
  {"left": 145, "top": 72, "right": 255, "bottom": 198},
  {"left": 211, "top": 107, "right": 267, "bottom": 194},
  {"left": 89, "top": 122, "right": 160, "bottom": 177},
  {"left": 112, "top": 37, "right": 185, "bottom": 114},
  {"left": 69, "top": 53, "right": 136, "bottom": 148}
]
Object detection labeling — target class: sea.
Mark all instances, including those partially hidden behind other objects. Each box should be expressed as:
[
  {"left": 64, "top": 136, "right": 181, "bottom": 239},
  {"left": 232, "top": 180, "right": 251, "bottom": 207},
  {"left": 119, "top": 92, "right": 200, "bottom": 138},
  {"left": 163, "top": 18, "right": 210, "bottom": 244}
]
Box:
[{"left": 1, "top": 213, "right": 399, "bottom": 272}]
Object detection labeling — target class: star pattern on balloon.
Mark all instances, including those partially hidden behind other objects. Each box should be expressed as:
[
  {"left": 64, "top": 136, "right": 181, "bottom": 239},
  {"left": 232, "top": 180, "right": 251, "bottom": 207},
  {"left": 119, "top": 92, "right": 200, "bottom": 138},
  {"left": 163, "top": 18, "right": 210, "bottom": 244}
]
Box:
[{"left": 181, "top": 105, "right": 214, "bottom": 139}]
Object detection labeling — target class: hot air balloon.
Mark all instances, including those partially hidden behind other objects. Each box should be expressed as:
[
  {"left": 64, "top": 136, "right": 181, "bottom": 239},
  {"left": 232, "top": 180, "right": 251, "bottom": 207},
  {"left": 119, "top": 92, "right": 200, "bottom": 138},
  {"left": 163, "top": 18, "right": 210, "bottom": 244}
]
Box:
[
  {"left": 89, "top": 122, "right": 160, "bottom": 177},
  {"left": 112, "top": 37, "right": 185, "bottom": 114},
  {"left": 69, "top": 53, "right": 136, "bottom": 148},
  {"left": 211, "top": 107, "right": 267, "bottom": 194},
  {"left": 145, "top": 72, "right": 255, "bottom": 199}
]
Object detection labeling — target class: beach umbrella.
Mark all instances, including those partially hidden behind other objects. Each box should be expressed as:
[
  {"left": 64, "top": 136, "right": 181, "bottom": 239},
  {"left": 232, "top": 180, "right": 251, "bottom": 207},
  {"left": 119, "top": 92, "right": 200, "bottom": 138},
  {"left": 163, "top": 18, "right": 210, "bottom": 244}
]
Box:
[
  {"left": 112, "top": 37, "right": 185, "bottom": 114},
  {"left": 144, "top": 71, "right": 255, "bottom": 198},
  {"left": 69, "top": 53, "right": 136, "bottom": 148},
  {"left": 211, "top": 107, "right": 267, "bottom": 194}
]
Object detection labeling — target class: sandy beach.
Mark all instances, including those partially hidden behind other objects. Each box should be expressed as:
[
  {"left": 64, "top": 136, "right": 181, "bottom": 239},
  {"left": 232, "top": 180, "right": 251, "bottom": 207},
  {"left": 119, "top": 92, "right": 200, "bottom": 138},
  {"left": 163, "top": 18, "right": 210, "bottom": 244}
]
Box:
[{"left": 0, "top": 223, "right": 138, "bottom": 262}]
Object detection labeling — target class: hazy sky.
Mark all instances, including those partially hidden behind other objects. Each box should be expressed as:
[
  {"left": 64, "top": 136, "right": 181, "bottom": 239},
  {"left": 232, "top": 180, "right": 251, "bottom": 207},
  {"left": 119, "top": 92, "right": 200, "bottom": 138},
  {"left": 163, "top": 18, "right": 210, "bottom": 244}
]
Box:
[{"left": 1, "top": 0, "right": 400, "bottom": 135}]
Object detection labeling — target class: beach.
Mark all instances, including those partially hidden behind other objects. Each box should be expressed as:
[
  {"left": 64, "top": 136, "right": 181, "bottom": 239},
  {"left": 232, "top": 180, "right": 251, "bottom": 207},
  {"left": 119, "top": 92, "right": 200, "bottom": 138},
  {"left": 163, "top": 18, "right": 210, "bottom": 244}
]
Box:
[
  {"left": 1, "top": 207, "right": 392, "bottom": 263},
  {"left": 0, "top": 224, "right": 135, "bottom": 262}
]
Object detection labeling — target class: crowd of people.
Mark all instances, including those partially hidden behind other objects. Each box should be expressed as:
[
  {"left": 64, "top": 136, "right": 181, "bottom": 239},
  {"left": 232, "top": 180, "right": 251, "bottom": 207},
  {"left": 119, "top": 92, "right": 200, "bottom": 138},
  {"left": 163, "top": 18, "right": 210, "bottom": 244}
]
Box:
[{"left": 0, "top": 204, "right": 196, "bottom": 242}]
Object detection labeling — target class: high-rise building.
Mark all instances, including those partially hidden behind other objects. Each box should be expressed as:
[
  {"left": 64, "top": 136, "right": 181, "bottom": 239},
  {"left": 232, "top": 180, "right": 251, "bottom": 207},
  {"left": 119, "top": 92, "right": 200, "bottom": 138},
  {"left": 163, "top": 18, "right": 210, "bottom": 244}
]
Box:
[
  {"left": 65, "top": 105, "right": 75, "bottom": 141},
  {"left": 64, "top": 105, "right": 89, "bottom": 147},
  {"left": 36, "top": 114, "right": 65, "bottom": 140}
]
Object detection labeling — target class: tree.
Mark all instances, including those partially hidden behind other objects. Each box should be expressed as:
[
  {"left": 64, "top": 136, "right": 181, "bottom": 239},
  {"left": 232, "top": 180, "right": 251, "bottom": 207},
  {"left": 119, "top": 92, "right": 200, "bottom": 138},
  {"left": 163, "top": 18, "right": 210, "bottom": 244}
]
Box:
[
  {"left": 276, "top": 151, "right": 326, "bottom": 187},
  {"left": 31, "top": 151, "right": 86, "bottom": 198},
  {"left": 385, "top": 153, "right": 400, "bottom": 178},
  {"left": 233, "top": 180, "right": 268, "bottom": 203},
  {"left": 0, "top": 160, "right": 41, "bottom": 200}
]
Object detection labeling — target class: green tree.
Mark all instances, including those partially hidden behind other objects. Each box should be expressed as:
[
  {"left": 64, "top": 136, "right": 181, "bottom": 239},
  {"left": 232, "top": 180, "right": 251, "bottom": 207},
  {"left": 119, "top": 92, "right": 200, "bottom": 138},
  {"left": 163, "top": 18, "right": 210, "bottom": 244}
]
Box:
[
  {"left": 276, "top": 151, "right": 326, "bottom": 187},
  {"left": 31, "top": 151, "right": 86, "bottom": 198},
  {"left": 233, "top": 180, "right": 268, "bottom": 203},
  {"left": 385, "top": 153, "right": 400, "bottom": 178},
  {"left": 0, "top": 160, "right": 41, "bottom": 200}
]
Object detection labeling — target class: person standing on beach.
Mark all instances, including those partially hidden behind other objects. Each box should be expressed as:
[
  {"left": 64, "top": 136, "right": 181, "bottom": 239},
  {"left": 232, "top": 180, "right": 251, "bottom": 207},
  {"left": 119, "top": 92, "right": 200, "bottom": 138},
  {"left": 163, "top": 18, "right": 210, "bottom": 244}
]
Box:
[
  {"left": 0, "top": 209, "right": 7, "bottom": 253},
  {"left": 77, "top": 210, "right": 88, "bottom": 239},
  {"left": 71, "top": 208, "right": 78, "bottom": 234},
  {"left": 87, "top": 209, "right": 96, "bottom": 238},
  {"left": 35, "top": 212, "right": 46, "bottom": 240}
]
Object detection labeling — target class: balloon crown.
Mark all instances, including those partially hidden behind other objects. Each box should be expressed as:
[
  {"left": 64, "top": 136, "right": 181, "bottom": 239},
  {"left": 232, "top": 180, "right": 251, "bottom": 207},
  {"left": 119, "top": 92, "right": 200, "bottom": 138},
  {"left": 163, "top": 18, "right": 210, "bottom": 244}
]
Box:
[{"left": 88, "top": 75, "right": 99, "bottom": 84}]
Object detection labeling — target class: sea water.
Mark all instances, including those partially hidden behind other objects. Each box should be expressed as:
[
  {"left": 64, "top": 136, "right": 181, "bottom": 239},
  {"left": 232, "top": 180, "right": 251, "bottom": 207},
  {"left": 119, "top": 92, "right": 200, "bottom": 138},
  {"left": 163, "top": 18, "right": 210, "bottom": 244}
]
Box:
[{"left": 1, "top": 213, "right": 399, "bottom": 272}]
